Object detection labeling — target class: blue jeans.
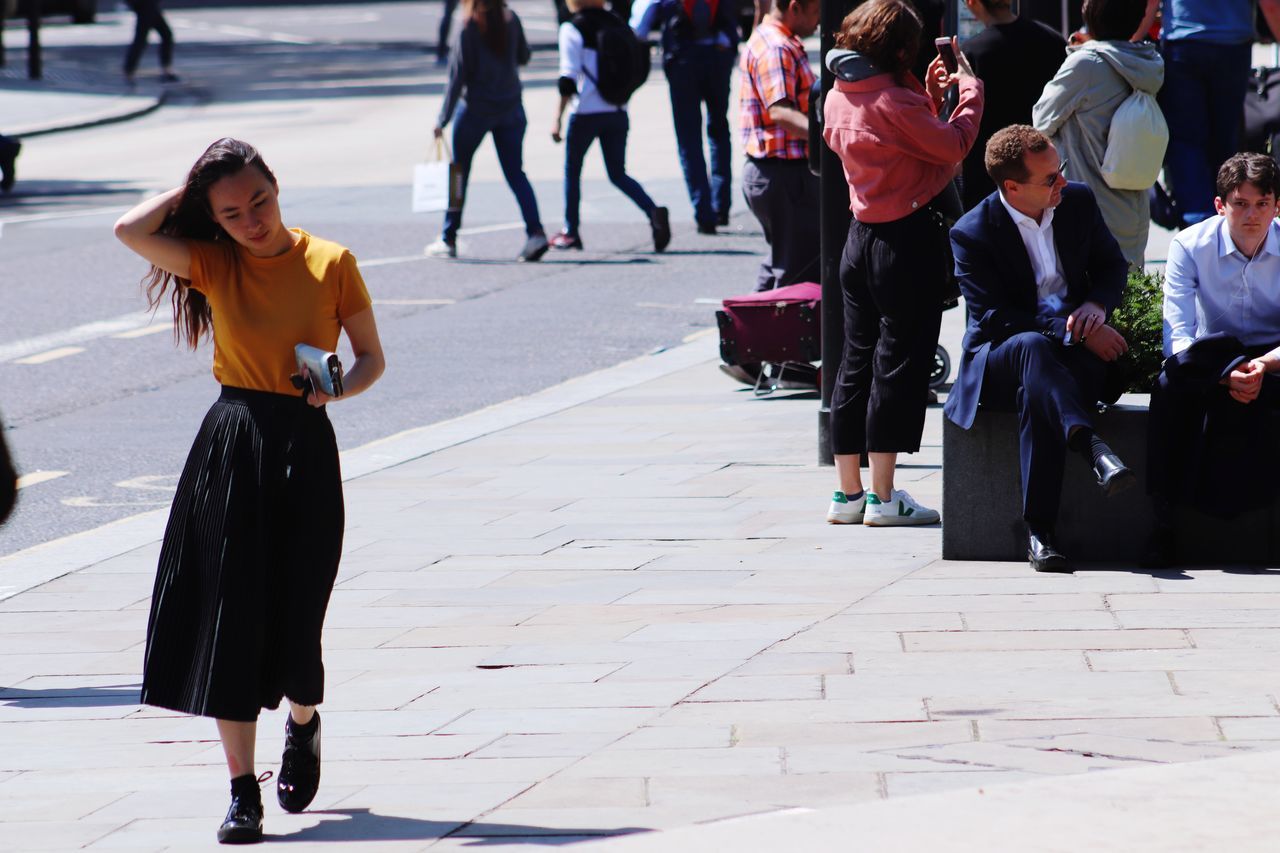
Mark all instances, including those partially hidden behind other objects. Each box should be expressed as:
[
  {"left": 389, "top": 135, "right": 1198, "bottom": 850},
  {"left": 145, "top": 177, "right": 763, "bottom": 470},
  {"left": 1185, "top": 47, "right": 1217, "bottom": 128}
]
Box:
[
  {"left": 1159, "top": 40, "right": 1252, "bottom": 225},
  {"left": 442, "top": 102, "right": 543, "bottom": 244},
  {"left": 563, "top": 110, "right": 656, "bottom": 237},
  {"left": 665, "top": 46, "right": 734, "bottom": 227}
]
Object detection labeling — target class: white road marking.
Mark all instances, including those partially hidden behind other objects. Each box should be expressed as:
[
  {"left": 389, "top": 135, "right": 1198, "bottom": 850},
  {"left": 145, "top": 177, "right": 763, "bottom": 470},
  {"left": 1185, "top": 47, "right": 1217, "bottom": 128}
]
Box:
[
  {"left": 15, "top": 346, "right": 86, "bottom": 365},
  {"left": 361, "top": 254, "right": 429, "bottom": 268},
  {"left": 111, "top": 325, "right": 171, "bottom": 340},
  {"left": 458, "top": 221, "right": 525, "bottom": 236},
  {"left": 0, "top": 205, "right": 130, "bottom": 227},
  {"left": 61, "top": 496, "right": 170, "bottom": 508},
  {"left": 114, "top": 475, "right": 178, "bottom": 492},
  {"left": 693, "top": 298, "right": 722, "bottom": 305},
  {"left": 374, "top": 298, "right": 456, "bottom": 306},
  {"left": 167, "top": 16, "right": 317, "bottom": 45},
  {"left": 0, "top": 312, "right": 151, "bottom": 363},
  {"left": 16, "top": 471, "right": 69, "bottom": 489}
]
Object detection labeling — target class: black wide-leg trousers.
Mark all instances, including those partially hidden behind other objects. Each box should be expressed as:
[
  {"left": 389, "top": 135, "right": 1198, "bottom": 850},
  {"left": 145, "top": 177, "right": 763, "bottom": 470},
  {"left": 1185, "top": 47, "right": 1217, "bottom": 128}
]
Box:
[{"left": 829, "top": 206, "right": 946, "bottom": 456}]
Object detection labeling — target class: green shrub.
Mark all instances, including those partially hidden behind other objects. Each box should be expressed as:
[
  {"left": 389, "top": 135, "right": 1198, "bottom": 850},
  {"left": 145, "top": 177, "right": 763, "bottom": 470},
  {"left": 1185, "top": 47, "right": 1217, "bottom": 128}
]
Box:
[{"left": 1108, "top": 267, "right": 1165, "bottom": 395}]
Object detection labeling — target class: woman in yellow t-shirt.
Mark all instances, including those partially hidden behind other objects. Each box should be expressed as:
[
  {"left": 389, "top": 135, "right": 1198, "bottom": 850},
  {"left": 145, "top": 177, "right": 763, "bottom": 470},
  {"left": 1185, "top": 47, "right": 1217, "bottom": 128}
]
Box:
[{"left": 114, "top": 138, "right": 386, "bottom": 845}]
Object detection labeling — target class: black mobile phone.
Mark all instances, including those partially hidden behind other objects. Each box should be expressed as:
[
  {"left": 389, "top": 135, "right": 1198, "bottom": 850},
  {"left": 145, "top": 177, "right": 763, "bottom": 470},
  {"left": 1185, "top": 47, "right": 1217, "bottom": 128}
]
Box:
[{"left": 934, "top": 37, "right": 958, "bottom": 74}]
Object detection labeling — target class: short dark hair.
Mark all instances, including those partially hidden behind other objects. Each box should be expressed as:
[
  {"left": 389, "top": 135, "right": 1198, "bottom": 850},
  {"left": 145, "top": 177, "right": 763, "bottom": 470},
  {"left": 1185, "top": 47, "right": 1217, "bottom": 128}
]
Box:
[
  {"left": 1216, "top": 153, "right": 1280, "bottom": 201},
  {"left": 1082, "top": 0, "right": 1147, "bottom": 42},
  {"left": 833, "top": 0, "right": 922, "bottom": 80},
  {"left": 985, "top": 125, "right": 1052, "bottom": 189}
]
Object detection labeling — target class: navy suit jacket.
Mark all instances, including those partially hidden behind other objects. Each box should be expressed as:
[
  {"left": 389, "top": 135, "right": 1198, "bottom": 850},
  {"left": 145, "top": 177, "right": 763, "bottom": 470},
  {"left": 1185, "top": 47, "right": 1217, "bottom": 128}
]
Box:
[{"left": 943, "top": 182, "right": 1129, "bottom": 430}]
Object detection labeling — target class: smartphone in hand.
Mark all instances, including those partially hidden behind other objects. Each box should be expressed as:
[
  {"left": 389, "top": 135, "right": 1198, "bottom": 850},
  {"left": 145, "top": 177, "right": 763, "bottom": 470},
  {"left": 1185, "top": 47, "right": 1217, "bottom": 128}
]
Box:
[{"left": 934, "top": 37, "right": 958, "bottom": 74}]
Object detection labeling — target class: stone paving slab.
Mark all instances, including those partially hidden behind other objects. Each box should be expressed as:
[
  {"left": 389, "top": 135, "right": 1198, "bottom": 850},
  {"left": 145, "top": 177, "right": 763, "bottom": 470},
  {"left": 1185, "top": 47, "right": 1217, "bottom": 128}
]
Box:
[{"left": 1, "top": 336, "right": 1279, "bottom": 849}]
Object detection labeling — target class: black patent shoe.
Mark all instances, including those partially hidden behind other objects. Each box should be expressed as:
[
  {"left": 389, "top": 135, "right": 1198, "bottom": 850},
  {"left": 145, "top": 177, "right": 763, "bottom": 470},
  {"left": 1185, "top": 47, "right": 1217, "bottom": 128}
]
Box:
[
  {"left": 277, "top": 712, "right": 321, "bottom": 813},
  {"left": 217, "top": 776, "right": 267, "bottom": 845},
  {"left": 1093, "top": 452, "right": 1136, "bottom": 497},
  {"left": 1028, "top": 529, "right": 1072, "bottom": 573}
]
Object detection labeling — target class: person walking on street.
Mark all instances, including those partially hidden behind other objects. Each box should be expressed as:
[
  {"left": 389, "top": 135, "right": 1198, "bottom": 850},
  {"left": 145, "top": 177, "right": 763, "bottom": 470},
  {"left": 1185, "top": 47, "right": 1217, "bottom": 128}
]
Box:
[
  {"left": 437, "top": 0, "right": 461, "bottom": 65},
  {"left": 550, "top": 0, "right": 671, "bottom": 252},
  {"left": 0, "top": 133, "right": 20, "bottom": 193},
  {"left": 1033, "top": 0, "right": 1163, "bottom": 268},
  {"left": 123, "top": 0, "right": 179, "bottom": 85},
  {"left": 822, "top": 0, "right": 983, "bottom": 528},
  {"left": 113, "top": 138, "right": 386, "bottom": 845},
  {"left": 632, "top": 0, "right": 740, "bottom": 233},
  {"left": 425, "top": 0, "right": 550, "bottom": 262},
  {"left": 738, "top": 0, "right": 820, "bottom": 291}
]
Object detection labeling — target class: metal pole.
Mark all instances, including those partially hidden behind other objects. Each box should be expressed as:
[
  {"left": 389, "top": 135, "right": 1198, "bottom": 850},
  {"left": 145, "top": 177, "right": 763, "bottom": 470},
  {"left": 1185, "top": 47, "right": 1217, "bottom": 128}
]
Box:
[{"left": 817, "top": 0, "right": 857, "bottom": 465}]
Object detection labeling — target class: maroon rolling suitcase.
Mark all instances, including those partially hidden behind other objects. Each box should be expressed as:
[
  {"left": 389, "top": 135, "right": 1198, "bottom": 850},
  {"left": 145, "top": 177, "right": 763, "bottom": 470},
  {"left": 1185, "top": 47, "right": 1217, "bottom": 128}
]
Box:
[
  {"left": 716, "top": 282, "right": 821, "bottom": 395},
  {"left": 717, "top": 281, "right": 821, "bottom": 365}
]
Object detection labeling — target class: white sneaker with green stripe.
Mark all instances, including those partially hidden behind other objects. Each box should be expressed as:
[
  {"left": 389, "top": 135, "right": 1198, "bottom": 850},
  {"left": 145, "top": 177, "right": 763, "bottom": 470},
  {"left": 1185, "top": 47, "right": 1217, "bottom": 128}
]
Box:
[
  {"left": 826, "top": 490, "right": 866, "bottom": 524},
  {"left": 863, "top": 489, "right": 940, "bottom": 526}
]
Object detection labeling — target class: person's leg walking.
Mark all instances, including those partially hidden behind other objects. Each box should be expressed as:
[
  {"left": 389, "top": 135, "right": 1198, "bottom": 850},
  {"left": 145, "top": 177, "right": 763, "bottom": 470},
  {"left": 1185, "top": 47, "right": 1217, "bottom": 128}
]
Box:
[
  {"left": 562, "top": 112, "right": 595, "bottom": 239},
  {"left": 154, "top": 3, "right": 176, "bottom": 73},
  {"left": 597, "top": 111, "right": 656, "bottom": 214},
  {"left": 491, "top": 106, "right": 544, "bottom": 236},
  {"left": 667, "top": 55, "right": 715, "bottom": 228},
  {"left": 704, "top": 48, "right": 735, "bottom": 223},
  {"left": 437, "top": 0, "right": 460, "bottom": 62},
  {"left": 123, "top": 0, "right": 155, "bottom": 78},
  {"left": 441, "top": 103, "right": 489, "bottom": 246}
]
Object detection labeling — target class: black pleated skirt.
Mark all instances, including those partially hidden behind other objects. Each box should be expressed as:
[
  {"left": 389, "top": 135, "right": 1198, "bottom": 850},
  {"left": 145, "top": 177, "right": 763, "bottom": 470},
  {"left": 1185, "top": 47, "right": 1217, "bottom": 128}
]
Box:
[{"left": 141, "top": 386, "right": 344, "bottom": 722}]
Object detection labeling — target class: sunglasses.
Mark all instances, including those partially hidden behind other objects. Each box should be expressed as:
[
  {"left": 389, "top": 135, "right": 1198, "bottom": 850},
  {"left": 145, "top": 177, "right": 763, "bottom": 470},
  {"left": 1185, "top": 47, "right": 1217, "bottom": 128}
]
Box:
[{"left": 1018, "top": 159, "right": 1069, "bottom": 189}]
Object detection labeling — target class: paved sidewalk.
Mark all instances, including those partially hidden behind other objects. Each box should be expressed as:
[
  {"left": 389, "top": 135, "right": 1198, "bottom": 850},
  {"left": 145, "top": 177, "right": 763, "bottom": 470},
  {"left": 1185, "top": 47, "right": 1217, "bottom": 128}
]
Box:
[{"left": 0, "top": 334, "right": 1278, "bottom": 851}]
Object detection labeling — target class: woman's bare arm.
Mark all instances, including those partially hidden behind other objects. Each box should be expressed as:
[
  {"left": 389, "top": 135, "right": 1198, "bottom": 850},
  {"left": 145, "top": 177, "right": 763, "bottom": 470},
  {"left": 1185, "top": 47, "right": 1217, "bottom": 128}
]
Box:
[
  {"left": 113, "top": 187, "right": 192, "bottom": 279},
  {"left": 305, "top": 306, "right": 386, "bottom": 407}
]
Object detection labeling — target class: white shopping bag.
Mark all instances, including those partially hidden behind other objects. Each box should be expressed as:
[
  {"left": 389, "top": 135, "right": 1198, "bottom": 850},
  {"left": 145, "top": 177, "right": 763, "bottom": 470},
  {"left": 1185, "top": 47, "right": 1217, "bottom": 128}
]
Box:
[{"left": 412, "top": 138, "right": 463, "bottom": 213}]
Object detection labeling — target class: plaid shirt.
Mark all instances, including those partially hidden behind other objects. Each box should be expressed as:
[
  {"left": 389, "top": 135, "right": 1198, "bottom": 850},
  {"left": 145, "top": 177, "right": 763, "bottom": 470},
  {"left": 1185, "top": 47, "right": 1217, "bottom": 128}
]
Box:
[{"left": 739, "top": 19, "right": 815, "bottom": 160}]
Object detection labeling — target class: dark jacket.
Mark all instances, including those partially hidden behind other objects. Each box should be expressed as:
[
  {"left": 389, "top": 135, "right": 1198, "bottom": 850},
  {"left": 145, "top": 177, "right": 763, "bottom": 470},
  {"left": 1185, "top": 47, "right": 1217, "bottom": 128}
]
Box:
[
  {"left": 960, "top": 17, "right": 1066, "bottom": 210},
  {"left": 438, "top": 10, "right": 531, "bottom": 128},
  {"left": 943, "top": 182, "right": 1129, "bottom": 429}
]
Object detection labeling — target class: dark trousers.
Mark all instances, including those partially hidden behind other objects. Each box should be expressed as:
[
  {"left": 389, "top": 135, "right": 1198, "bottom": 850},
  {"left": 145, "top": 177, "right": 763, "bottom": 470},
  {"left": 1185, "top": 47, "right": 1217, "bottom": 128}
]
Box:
[
  {"left": 442, "top": 103, "right": 543, "bottom": 244},
  {"left": 829, "top": 208, "right": 946, "bottom": 457},
  {"left": 124, "top": 0, "right": 174, "bottom": 74},
  {"left": 666, "top": 47, "right": 734, "bottom": 227},
  {"left": 979, "top": 333, "right": 1105, "bottom": 529},
  {"left": 563, "top": 111, "right": 656, "bottom": 237},
  {"left": 1149, "top": 341, "right": 1280, "bottom": 517},
  {"left": 741, "top": 157, "right": 819, "bottom": 291},
  {"left": 1159, "top": 40, "right": 1251, "bottom": 225}
]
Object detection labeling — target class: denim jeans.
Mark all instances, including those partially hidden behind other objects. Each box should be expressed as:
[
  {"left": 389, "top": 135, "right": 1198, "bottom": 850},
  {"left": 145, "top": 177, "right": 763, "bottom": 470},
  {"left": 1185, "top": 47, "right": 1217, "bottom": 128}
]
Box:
[
  {"left": 1159, "top": 40, "right": 1252, "bottom": 225},
  {"left": 665, "top": 46, "right": 734, "bottom": 227},
  {"left": 441, "top": 102, "right": 543, "bottom": 244},
  {"left": 563, "top": 110, "right": 656, "bottom": 237}
]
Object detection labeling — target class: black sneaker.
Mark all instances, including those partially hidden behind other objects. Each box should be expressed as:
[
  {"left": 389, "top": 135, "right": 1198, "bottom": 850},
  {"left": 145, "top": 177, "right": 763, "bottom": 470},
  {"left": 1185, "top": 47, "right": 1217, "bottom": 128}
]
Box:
[
  {"left": 217, "top": 776, "right": 266, "bottom": 845},
  {"left": 277, "top": 712, "right": 321, "bottom": 813},
  {"left": 0, "top": 138, "right": 20, "bottom": 194},
  {"left": 650, "top": 206, "right": 671, "bottom": 252},
  {"left": 518, "top": 232, "right": 549, "bottom": 262},
  {"left": 716, "top": 210, "right": 730, "bottom": 227},
  {"left": 696, "top": 220, "right": 717, "bottom": 235}
]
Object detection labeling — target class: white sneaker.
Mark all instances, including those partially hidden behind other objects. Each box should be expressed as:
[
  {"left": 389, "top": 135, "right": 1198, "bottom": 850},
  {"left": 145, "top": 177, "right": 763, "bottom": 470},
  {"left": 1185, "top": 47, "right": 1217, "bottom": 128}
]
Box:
[
  {"left": 424, "top": 239, "right": 456, "bottom": 258},
  {"left": 863, "top": 489, "right": 940, "bottom": 526},
  {"left": 826, "top": 490, "right": 866, "bottom": 524}
]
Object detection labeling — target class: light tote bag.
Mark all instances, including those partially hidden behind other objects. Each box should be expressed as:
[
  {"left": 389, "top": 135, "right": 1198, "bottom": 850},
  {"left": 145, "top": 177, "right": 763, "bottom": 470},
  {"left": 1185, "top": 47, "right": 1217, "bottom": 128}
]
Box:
[{"left": 412, "top": 138, "right": 463, "bottom": 213}]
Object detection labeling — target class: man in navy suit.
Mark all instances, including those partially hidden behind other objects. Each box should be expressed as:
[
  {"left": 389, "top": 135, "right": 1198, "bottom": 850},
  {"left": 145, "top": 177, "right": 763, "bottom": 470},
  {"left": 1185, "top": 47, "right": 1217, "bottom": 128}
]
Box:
[{"left": 944, "top": 125, "right": 1134, "bottom": 572}]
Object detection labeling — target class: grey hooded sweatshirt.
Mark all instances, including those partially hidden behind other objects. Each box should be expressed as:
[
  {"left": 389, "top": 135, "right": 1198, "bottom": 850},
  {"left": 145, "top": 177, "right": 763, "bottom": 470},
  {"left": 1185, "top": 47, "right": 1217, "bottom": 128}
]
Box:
[{"left": 1033, "top": 39, "right": 1164, "bottom": 268}]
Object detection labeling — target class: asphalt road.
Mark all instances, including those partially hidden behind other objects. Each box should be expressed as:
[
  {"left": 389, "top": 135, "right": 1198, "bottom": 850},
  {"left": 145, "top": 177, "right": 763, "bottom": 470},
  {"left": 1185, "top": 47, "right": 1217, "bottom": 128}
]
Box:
[{"left": 0, "top": 1, "right": 770, "bottom": 557}]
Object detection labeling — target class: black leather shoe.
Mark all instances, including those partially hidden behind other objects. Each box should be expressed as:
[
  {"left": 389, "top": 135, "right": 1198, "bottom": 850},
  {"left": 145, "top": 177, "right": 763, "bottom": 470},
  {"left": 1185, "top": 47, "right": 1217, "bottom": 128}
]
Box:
[
  {"left": 696, "top": 220, "right": 717, "bottom": 235},
  {"left": 716, "top": 210, "right": 730, "bottom": 227},
  {"left": 650, "top": 206, "right": 671, "bottom": 252},
  {"left": 217, "top": 792, "right": 263, "bottom": 844},
  {"left": 1093, "top": 452, "right": 1136, "bottom": 497},
  {"left": 277, "top": 713, "right": 321, "bottom": 813},
  {"left": 1139, "top": 523, "right": 1177, "bottom": 569},
  {"left": 1028, "top": 529, "right": 1072, "bottom": 573}
]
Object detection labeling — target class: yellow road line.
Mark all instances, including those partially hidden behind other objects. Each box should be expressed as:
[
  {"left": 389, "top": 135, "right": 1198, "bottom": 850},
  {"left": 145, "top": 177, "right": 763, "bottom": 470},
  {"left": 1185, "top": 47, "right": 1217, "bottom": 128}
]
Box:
[
  {"left": 16, "top": 471, "right": 69, "bottom": 489},
  {"left": 14, "top": 346, "right": 85, "bottom": 365}
]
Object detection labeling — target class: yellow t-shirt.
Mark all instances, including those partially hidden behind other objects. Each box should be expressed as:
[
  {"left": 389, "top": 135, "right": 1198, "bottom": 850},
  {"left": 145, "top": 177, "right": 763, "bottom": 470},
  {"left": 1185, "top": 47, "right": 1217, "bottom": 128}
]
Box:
[{"left": 186, "top": 229, "right": 373, "bottom": 396}]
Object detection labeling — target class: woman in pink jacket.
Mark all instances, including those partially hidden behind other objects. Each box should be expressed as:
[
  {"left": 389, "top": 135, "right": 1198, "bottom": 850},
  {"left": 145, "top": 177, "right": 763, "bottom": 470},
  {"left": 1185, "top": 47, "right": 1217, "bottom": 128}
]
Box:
[{"left": 822, "top": 0, "right": 982, "bottom": 528}]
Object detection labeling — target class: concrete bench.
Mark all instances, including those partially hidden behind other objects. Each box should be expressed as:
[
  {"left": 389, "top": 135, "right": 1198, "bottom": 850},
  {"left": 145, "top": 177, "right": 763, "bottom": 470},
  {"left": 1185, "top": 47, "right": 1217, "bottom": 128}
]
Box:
[{"left": 941, "top": 401, "right": 1277, "bottom": 563}]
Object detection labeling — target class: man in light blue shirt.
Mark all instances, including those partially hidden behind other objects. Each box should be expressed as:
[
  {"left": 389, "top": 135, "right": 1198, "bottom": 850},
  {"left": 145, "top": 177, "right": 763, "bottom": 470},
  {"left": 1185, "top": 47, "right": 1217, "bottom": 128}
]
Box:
[{"left": 1146, "top": 153, "right": 1280, "bottom": 564}]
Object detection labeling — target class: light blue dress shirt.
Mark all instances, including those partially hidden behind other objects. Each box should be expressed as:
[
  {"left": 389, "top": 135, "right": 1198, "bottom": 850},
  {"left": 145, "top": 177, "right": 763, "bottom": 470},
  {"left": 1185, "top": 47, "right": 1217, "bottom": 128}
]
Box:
[
  {"left": 1163, "top": 215, "right": 1280, "bottom": 356},
  {"left": 1161, "top": 0, "right": 1255, "bottom": 44}
]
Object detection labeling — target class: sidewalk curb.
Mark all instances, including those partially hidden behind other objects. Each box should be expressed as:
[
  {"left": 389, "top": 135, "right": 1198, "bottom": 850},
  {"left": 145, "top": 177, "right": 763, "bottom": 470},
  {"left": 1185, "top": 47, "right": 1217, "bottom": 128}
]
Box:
[
  {"left": 6, "top": 89, "right": 167, "bottom": 138},
  {"left": 0, "top": 333, "right": 721, "bottom": 601}
]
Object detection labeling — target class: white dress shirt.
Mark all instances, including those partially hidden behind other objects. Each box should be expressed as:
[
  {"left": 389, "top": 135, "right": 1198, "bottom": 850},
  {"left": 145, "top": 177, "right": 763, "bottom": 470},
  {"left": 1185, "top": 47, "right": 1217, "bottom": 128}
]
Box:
[
  {"left": 1163, "top": 215, "right": 1280, "bottom": 356},
  {"left": 998, "top": 193, "right": 1071, "bottom": 320}
]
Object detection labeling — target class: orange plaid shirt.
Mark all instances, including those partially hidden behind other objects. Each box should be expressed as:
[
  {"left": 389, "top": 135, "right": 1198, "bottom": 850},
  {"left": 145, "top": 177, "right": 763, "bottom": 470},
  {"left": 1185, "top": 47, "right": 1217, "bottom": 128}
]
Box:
[{"left": 739, "top": 19, "right": 815, "bottom": 160}]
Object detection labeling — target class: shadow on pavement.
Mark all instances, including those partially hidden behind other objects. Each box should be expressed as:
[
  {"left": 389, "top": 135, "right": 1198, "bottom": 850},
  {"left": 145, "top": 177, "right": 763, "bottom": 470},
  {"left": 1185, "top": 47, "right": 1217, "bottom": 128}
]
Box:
[
  {"left": 0, "top": 684, "right": 142, "bottom": 708},
  {"left": 273, "top": 808, "right": 650, "bottom": 845}
]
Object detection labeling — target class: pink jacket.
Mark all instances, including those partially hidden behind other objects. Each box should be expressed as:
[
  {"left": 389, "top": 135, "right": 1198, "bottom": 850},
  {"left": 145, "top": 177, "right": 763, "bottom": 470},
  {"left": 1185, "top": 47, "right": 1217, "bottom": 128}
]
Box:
[{"left": 823, "top": 73, "right": 983, "bottom": 223}]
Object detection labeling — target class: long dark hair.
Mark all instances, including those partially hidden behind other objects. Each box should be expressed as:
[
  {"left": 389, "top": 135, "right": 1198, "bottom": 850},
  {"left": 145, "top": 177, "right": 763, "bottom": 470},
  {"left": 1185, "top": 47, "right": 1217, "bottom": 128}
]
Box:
[
  {"left": 467, "top": 0, "right": 508, "bottom": 56},
  {"left": 143, "top": 138, "right": 277, "bottom": 350}
]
